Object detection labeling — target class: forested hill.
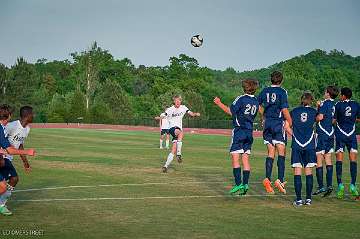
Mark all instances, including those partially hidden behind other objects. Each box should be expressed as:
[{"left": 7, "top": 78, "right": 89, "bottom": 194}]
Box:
[{"left": 0, "top": 43, "right": 359, "bottom": 123}]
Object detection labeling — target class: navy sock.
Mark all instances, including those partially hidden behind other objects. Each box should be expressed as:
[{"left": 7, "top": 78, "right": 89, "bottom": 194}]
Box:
[
  {"left": 316, "top": 167, "right": 324, "bottom": 188},
  {"left": 265, "top": 157, "right": 274, "bottom": 180},
  {"left": 277, "top": 156, "right": 285, "bottom": 182},
  {"left": 336, "top": 161, "right": 343, "bottom": 185},
  {"left": 294, "top": 175, "right": 302, "bottom": 201},
  {"left": 350, "top": 161, "right": 357, "bottom": 185},
  {"left": 243, "top": 170, "right": 250, "bottom": 185},
  {"left": 233, "top": 167, "right": 241, "bottom": 186},
  {"left": 306, "top": 175, "right": 313, "bottom": 200},
  {"left": 326, "top": 165, "right": 333, "bottom": 187}
]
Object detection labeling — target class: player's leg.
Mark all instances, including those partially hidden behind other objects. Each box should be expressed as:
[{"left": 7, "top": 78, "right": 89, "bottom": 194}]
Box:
[
  {"left": 304, "top": 166, "right": 314, "bottom": 205},
  {"left": 263, "top": 143, "right": 276, "bottom": 194},
  {"left": 175, "top": 128, "right": 184, "bottom": 162},
  {"left": 349, "top": 138, "right": 358, "bottom": 197},
  {"left": 229, "top": 152, "right": 243, "bottom": 194},
  {"left": 0, "top": 173, "right": 12, "bottom": 216},
  {"left": 322, "top": 152, "right": 334, "bottom": 197},
  {"left": 160, "top": 131, "right": 165, "bottom": 149},
  {"left": 0, "top": 179, "right": 11, "bottom": 216},
  {"left": 291, "top": 148, "right": 303, "bottom": 206},
  {"left": 262, "top": 124, "right": 276, "bottom": 193},
  {"left": 313, "top": 152, "right": 325, "bottom": 195},
  {"left": 239, "top": 153, "right": 250, "bottom": 195},
  {"left": 162, "top": 127, "right": 178, "bottom": 172},
  {"left": 229, "top": 130, "right": 245, "bottom": 194},
  {"left": 165, "top": 132, "right": 170, "bottom": 149},
  {"left": 274, "top": 143, "right": 287, "bottom": 194},
  {"left": 293, "top": 167, "right": 303, "bottom": 207},
  {"left": 335, "top": 137, "right": 345, "bottom": 199},
  {"left": 162, "top": 142, "right": 177, "bottom": 173}
]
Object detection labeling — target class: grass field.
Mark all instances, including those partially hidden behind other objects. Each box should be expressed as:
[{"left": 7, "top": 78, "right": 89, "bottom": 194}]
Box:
[{"left": 2, "top": 128, "right": 360, "bottom": 239}]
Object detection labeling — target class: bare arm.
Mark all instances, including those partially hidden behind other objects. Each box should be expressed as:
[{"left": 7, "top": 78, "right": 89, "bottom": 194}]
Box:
[
  {"left": 284, "top": 120, "right": 293, "bottom": 135},
  {"left": 282, "top": 108, "right": 292, "bottom": 127},
  {"left": 213, "top": 97, "right": 232, "bottom": 116},
  {"left": 5, "top": 146, "right": 35, "bottom": 156},
  {"left": 316, "top": 114, "right": 324, "bottom": 122},
  {"left": 19, "top": 144, "right": 31, "bottom": 172}
]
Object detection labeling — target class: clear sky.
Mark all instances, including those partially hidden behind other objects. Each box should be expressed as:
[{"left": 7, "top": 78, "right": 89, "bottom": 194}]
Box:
[{"left": 0, "top": 0, "right": 359, "bottom": 71}]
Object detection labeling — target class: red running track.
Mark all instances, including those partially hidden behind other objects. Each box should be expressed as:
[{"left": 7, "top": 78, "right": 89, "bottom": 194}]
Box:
[{"left": 30, "top": 123, "right": 359, "bottom": 140}]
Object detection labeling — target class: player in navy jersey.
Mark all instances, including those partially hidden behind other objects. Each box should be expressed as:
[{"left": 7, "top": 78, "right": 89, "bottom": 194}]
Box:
[
  {"left": 285, "top": 92, "right": 317, "bottom": 206},
  {"left": 214, "top": 79, "right": 259, "bottom": 195},
  {"left": 313, "top": 86, "right": 339, "bottom": 197},
  {"left": 258, "top": 71, "right": 292, "bottom": 194},
  {"left": 333, "top": 87, "right": 360, "bottom": 199}
]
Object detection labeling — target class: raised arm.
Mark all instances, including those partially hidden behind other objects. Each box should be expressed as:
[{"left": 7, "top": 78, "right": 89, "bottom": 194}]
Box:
[{"left": 213, "top": 97, "right": 231, "bottom": 116}]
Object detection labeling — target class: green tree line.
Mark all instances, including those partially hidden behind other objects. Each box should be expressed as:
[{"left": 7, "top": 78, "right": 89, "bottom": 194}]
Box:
[{"left": 0, "top": 43, "right": 359, "bottom": 125}]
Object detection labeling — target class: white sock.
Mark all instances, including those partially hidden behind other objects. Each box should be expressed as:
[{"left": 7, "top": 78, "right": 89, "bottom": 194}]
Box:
[
  {"left": 164, "top": 153, "right": 174, "bottom": 168},
  {"left": 160, "top": 139, "right": 163, "bottom": 148},
  {"left": 166, "top": 140, "right": 169, "bottom": 148},
  {"left": 0, "top": 189, "right": 12, "bottom": 206},
  {"left": 176, "top": 141, "right": 183, "bottom": 156}
]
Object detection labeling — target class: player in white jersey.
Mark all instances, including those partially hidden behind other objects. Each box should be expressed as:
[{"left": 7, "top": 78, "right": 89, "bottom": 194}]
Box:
[
  {"left": 0, "top": 105, "right": 36, "bottom": 216},
  {"left": 161, "top": 95, "right": 200, "bottom": 173},
  {"left": 154, "top": 112, "right": 170, "bottom": 149}
]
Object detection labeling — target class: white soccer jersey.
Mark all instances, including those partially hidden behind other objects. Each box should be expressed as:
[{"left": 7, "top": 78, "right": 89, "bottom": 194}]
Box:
[
  {"left": 4, "top": 120, "right": 30, "bottom": 161},
  {"left": 160, "top": 113, "right": 170, "bottom": 130},
  {"left": 165, "top": 105, "right": 191, "bottom": 129}
]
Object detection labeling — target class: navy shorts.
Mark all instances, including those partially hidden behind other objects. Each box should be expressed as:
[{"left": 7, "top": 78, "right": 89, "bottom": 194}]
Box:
[
  {"left": 316, "top": 133, "right": 335, "bottom": 155},
  {"left": 160, "top": 129, "right": 170, "bottom": 135},
  {"left": 230, "top": 128, "right": 253, "bottom": 154},
  {"left": 335, "top": 132, "right": 358, "bottom": 153},
  {"left": 0, "top": 158, "right": 18, "bottom": 181},
  {"left": 169, "top": 127, "right": 181, "bottom": 142},
  {"left": 291, "top": 148, "right": 317, "bottom": 168},
  {"left": 263, "top": 119, "right": 286, "bottom": 146}
]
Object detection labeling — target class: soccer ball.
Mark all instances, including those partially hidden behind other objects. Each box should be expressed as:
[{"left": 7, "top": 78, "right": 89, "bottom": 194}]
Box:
[{"left": 191, "top": 35, "right": 203, "bottom": 47}]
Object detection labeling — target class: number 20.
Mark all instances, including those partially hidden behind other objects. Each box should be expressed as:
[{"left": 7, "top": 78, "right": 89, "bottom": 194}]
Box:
[{"left": 244, "top": 104, "right": 257, "bottom": 115}]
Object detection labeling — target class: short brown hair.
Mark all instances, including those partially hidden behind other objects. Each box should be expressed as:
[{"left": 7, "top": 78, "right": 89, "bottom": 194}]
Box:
[
  {"left": 301, "top": 91, "right": 314, "bottom": 106},
  {"left": 0, "top": 104, "right": 12, "bottom": 120},
  {"left": 326, "top": 86, "right": 339, "bottom": 99},
  {"left": 270, "top": 71, "right": 283, "bottom": 85},
  {"left": 173, "top": 95, "right": 182, "bottom": 101},
  {"left": 242, "top": 79, "right": 259, "bottom": 95}
]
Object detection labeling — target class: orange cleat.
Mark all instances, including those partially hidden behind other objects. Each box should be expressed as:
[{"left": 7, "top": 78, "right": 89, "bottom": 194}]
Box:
[
  {"left": 274, "top": 179, "right": 287, "bottom": 194},
  {"left": 263, "top": 178, "right": 275, "bottom": 194}
]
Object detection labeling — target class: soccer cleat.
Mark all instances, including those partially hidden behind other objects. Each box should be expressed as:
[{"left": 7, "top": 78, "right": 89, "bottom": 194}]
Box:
[
  {"left": 274, "top": 179, "right": 287, "bottom": 194},
  {"left": 304, "top": 199, "right": 312, "bottom": 205},
  {"left": 162, "top": 167, "right": 167, "bottom": 173},
  {"left": 349, "top": 184, "right": 359, "bottom": 197},
  {"left": 239, "top": 184, "right": 249, "bottom": 196},
  {"left": 263, "top": 178, "right": 275, "bottom": 194},
  {"left": 323, "top": 186, "right": 333, "bottom": 197},
  {"left": 336, "top": 183, "right": 345, "bottom": 199},
  {"left": 229, "top": 184, "right": 243, "bottom": 194},
  {"left": 292, "top": 200, "right": 303, "bottom": 207},
  {"left": 313, "top": 187, "right": 326, "bottom": 196},
  {"left": 176, "top": 155, "right": 182, "bottom": 163},
  {"left": 0, "top": 205, "right": 12, "bottom": 216}
]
